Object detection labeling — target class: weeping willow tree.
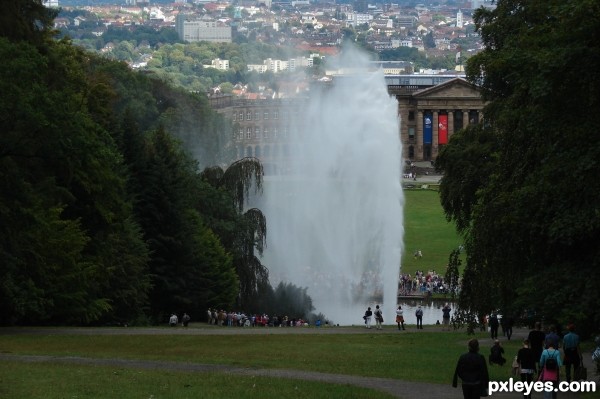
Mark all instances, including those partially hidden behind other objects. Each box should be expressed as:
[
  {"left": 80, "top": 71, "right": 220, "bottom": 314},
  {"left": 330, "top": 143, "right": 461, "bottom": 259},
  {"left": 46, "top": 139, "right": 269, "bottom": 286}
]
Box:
[{"left": 200, "top": 157, "right": 269, "bottom": 309}]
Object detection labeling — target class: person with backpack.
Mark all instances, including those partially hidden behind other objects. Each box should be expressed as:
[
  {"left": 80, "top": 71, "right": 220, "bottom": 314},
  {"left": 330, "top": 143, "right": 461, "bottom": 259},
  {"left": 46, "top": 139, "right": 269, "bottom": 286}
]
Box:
[
  {"left": 374, "top": 305, "right": 384, "bottom": 330},
  {"left": 540, "top": 341, "right": 562, "bottom": 399},
  {"left": 363, "top": 307, "right": 373, "bottom": 329}
]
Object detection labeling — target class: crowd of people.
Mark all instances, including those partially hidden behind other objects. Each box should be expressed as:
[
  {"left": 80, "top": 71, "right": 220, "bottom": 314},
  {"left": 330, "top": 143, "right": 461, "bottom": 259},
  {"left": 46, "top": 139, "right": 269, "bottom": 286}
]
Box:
[
  {"left": 168, "top": 310, "right": 314, "bottom": 327},
  {"left": 204, "top": 309, "right": 311, "bottom": 328},
  {"left": 453, "top": 322, "right": 590, "bottom": 399},
  {"left": 398, "top": 270, "right": 450, "bottom": 296}
]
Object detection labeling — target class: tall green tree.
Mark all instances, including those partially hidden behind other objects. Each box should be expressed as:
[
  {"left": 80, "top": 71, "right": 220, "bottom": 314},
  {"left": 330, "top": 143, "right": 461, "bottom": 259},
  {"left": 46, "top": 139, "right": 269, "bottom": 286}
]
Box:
[
  {"left": 436, "top": 0, "right": 600, "bottom": 335},
  {"left": 0, "top": 37, "right": 150, "bottom": 325},
  {"left": 131, "top": 128, "right": 237, "bottom": 322},
  {"left": 200, "top": 158, "right": 269, "bottom": 309}
]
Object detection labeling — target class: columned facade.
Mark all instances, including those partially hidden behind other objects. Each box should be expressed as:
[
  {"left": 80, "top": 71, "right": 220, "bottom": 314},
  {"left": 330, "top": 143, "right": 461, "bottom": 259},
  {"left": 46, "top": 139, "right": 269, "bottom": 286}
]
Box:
[{"left": 390, "top": 78, "right": 485, "bottom": 161}]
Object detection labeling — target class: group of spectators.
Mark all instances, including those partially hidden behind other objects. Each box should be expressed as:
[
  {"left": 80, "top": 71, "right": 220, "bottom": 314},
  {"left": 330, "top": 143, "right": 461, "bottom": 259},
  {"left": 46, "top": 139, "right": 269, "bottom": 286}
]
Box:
[
  {"left": 398, "top": 270, "right": 449, "bottom": 296},
  {"left": 206, "top": 309, "right": 309, "bottom": 328}
]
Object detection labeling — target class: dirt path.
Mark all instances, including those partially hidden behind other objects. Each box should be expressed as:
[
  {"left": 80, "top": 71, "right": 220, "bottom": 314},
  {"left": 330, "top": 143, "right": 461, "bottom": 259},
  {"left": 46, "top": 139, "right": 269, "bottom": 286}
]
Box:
[{"left": 0, "top": 326, "right": 595, "bottom": 399}]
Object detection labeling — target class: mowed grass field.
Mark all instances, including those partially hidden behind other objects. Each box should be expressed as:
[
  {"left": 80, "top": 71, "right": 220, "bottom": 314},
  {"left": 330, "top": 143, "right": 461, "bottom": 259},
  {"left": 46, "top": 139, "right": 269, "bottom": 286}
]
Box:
[
  {"left": 0, "top": 329, "right": 523, "bottom": 399},
  {"left": 402, "top": 189, "right": 463, "bottom": 276}
]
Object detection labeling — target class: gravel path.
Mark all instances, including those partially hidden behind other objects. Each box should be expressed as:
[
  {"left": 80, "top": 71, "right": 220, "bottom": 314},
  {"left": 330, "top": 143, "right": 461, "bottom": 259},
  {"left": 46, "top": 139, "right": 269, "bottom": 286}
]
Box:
[{"left": 1, "top": 326, "right": 596, "bottom": 399}]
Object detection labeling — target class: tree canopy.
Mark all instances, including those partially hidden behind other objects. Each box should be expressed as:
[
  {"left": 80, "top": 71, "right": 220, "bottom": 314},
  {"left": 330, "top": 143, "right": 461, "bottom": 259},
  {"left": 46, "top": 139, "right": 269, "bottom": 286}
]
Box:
[
  {"left": 436, "top": 0, "right": 600, "bottom": 336},
  {"left": 0, "top": 1, "right": 286, "bottom": 325}
]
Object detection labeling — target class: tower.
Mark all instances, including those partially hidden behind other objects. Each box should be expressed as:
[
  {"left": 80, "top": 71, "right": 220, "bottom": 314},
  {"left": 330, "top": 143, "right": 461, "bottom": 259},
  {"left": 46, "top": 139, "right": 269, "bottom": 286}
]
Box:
[{"left": 456, "top": 9, "right": 463, "bottom": 28}]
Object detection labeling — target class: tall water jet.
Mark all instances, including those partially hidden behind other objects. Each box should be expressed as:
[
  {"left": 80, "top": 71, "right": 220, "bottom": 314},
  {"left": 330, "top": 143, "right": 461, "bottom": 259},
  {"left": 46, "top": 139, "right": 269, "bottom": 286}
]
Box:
[{"left": 261, "top": 48, "right": 404, "bottom": 325}]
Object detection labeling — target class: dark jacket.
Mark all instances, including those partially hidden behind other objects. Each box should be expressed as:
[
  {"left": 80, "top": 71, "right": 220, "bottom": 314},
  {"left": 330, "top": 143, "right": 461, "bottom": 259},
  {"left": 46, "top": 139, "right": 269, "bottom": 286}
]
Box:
[
  {"left": 453, "top": 352, "right": 489, "bottom": 387},
  {"left": 517, "top": 347, "right": 537, "bottom": 371}
]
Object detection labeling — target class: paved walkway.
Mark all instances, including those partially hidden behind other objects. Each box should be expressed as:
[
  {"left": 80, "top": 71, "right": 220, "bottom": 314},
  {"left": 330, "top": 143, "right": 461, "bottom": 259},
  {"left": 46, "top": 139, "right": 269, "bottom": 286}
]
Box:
[{"left": 0, "top": 327, "right": 596, "bottom": 399}]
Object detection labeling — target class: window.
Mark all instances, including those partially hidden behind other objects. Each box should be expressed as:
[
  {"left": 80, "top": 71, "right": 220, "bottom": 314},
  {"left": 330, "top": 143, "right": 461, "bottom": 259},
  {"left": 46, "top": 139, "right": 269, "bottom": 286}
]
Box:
[
  {"left": 246, "top": 146, "right": 253, "bottom": 157},
  {"left": 246, "top": 127, "right": 252, "bottom": 139},
  {"left": 255, "top": 126, "right": 260, "bottom": 139},
  {"left": 263, "top": 127, "right": 269, "bottom": 139},
  {"left": 469, "top": 110, "right": 479, "bottom": 124},
  {"left": 272, "top": 127, "right": 278, "bottom": 139},
  {"left": 408, "top": 145, "right": 414, "bottom": 159},
  {"left": 408, "top": 126, "right": 415, "bottom": 140},
  {"left": 233, "top": 112, "right": 237, "bottom": 121},
  {"left": 239, "top": 112, "right": 243, "bottom": 120},
  {"left": 246, "top": 111, "right": 251, "bottom": 121},
  {"left": 273, "top": 110, "right": 279, "bottom": 120},
  {"left": 263, "top": 111, "right": 269, "bottom": 120},
  {"left": 238, "top": 128, "right": 243, "bottom": 139},
  {"left": 408, "top": 111, "right": 415, "bottom": 121},
  {"left": 254, "top": 111, "right": 260, "bottom": 120},
  {"left": 454, "top": 111, "right": 463, "bottom": 132},
  {"left": 255, "top": 146, "right": 261, "bottom": 158}
]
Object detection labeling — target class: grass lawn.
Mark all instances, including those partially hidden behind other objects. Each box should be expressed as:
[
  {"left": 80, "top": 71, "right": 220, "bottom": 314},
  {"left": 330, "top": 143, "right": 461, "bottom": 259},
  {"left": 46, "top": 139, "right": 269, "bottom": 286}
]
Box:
[
  {"left": 0, "top": 361, "right": 391, "bottom": 399},
  {"left": 0, "top": 328, "right": 520, "bottom": 386},
  {"left": 402, "top": 189, "right": 463, "bottom": 276}
]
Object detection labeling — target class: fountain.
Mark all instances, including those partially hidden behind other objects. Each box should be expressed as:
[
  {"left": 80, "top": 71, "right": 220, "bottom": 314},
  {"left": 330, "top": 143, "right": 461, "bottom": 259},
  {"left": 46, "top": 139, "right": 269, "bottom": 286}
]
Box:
[{"left": 260, "top": 48, "right": 404, "bottom": 325}]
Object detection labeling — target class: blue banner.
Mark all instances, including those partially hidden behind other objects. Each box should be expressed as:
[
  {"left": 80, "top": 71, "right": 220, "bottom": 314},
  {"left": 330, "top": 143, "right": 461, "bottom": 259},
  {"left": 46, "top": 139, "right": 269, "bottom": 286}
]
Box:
[{"left": 423, "top": 112, "right": 433, "bottom": 144}]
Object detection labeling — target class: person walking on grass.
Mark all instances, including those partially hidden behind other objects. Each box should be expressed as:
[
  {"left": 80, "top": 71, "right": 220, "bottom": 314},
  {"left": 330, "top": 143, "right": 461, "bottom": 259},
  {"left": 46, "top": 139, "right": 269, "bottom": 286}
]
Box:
[
  {"left": 517, "top": 339, "right": 536, "bottom": 399},
  {"left": 453, "top": 338, "right": 490, "bottom": 399},
  {"left": 563, "top": 324, "right": 581, "bottom": 382},
  {"left": 539, "top": 341, "right": 562, "bottom": 399},
  {"left": 528, "top": 322, "right": 546, "bottom": 369}
]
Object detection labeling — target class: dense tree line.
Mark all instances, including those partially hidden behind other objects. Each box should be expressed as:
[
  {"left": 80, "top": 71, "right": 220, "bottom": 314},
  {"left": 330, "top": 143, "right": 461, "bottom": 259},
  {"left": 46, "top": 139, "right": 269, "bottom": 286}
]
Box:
[
  {"left": 436, "top": 0, "right": 600, "bottom": 336},
  {"left": 0, "top": 0, "right": 317, "bottom": 326}
]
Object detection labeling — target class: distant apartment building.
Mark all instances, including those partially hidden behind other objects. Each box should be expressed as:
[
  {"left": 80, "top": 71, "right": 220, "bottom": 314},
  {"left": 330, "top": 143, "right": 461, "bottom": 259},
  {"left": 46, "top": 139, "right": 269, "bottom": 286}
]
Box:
[
  {"left": 347, "top": 13, "right": 373, "bottom": 27},
  {"left": 395, "top": 15, "right": 417, "bottom": 29},
  {"left": 204, "top": 58, "right": 230, "bottom": 71},
  {"left": 176, "top": 14, "right": 232, "bottom": 43},
  {"left": 247, "top": 57, "right": 314, "bottom": 74},
  {"left": 391, "top": 39, "right": 413, "bottom": 48},
  {"left": 43, "top": 0, "right": 59, "bottom": 7}
]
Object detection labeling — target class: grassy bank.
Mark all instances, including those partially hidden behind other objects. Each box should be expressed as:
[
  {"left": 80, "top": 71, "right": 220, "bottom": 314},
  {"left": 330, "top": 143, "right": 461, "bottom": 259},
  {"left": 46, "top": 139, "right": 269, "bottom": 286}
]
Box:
[{"left": 402, "top": 190, "right": 462, "bottom": 276}]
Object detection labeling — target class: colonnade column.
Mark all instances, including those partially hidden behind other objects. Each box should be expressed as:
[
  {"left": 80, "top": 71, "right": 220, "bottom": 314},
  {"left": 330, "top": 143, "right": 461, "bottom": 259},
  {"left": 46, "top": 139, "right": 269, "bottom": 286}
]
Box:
[
  {"left": 417, "top": 110, "right": 424, "bottom": 158},
  {"left": 432, "top": 111, "right": 439, "bottom": 160},
  {"left": 448, "top": 111, "right": 454, "bottom": 138}
]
